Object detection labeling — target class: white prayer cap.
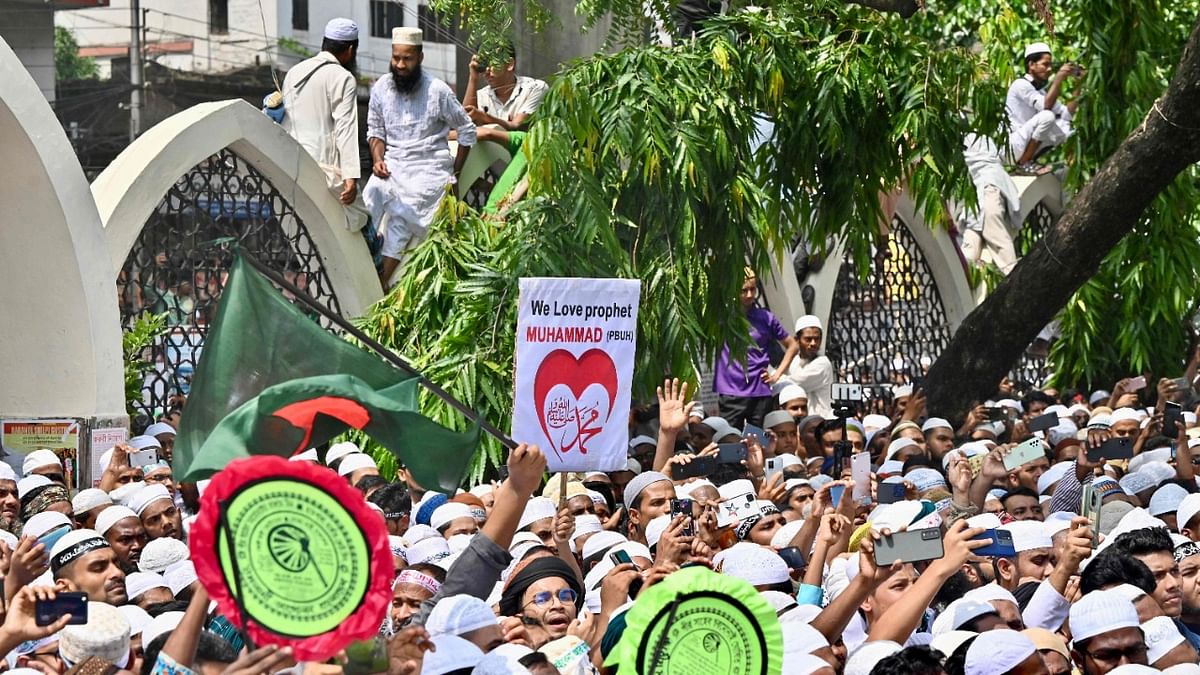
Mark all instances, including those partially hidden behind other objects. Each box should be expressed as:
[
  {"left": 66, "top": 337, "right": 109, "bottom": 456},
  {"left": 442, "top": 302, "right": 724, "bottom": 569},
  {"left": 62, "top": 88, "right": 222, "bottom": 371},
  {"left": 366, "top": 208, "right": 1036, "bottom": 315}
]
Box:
[
  {"left": 907, "top": 468, "right": 947, "bottom": 493},
  {"left": 405, "top": 524, "right": 440, "bottom": 546},
  {"left": 144, "top": 423, "right": 176, "bottom": 437},
  {"left": 863, "top": 414, "right": 892, "bottom": 432},
  {"left": 140, "top": 611, "right": 185, "bottom": 651},
  {"left": 975, "top": 420, "right": 1005, "bottom": 437},
  {"left": 718, "top": 542, "right": 788, "bottom": 586},
  {"left": 1000, "top": 521, "right": 1052, "bottom": 552},
  {"left": 779, "top": 384, "right": 808, "bottom": 405},
  {"left": 1121, "top": 471, "right": 1160, "bottom": 495},
  {"left": 869, "top": 501, "right": 923, "bottom": 533},
  {"left": 427, "top": 594, "right": 497, "bottom": 637},
  {"left": 72, "top": 488, "right": 111, "bottom": 515},
  {"left": 125, "top": 571, "right": 169, "bottom": 601},
  {"left": 118, "top": 605, "right": 151, "bottom": 638},
  {"left": 1164, "top": 665, "right": 1200, "bottom": 675},
  {"left": 165, "top": 560, "right": 197, "bottom": 596},
  {"left": 1143, "top": 615, "right": 1186, "bottom": 663},
  {"left": 469, "top": 484, "right": 495, "bottom": 498},
  {"left": 1043, "top": 511, "right": 1074, "bottom": 537},
  {"left": 1129, "top": 448, "right": 1172, "bottom": 474},
  {"left": 289, "top": 448, "right": 319, "bottom": 463},
  {"left": 781, "top": 621, "right": 829, "bottom": 657},
  {"left": 580, "top": 531, "right": 626, "bottom": 561},
  {"left": 1037, "top": 461, "right": 1073, "bottom": 495},
  {"left": 323, "top": 17, "right": 359, "bottom": 41},
  {"left": 326, "top": 441, "right": 360, "bottom": 465},
  {"left": 109, "top": 481, "right": 145, "bottom": 507},
  {"left": 1089, "top": 413, "right": 1113, "bottom": 428},
  {"left": 700, "top": 416, "right": 739, "bottom": 441},
  {"left": 518, "top": 497, "right": 557, "bottom": 530},
  {"left": 337, "top": 453, "right": 377, "bottom": 477},
  {"left": 622, "top": 471, "right": 671, "bottom": 508},
  {"left": 885, "top": 438, "right": 918, "bottom": 461},
  {"left": 430, "top": 503, "right": 473, "bottom": 532},
  {"left": 21, "top": 450, "right": 62, "bottom": 476},
  {"left": 964, "top": 583, "right": 1019, "bottom": 607},
  {"left": 58, "top": 601, "right": 131, "bottom": 668},
  {"left": 138, "top": 537, "right": 190, "bottom": 573},
  {"left": 571, "top": 515, "right": 602, "bottom": 548},
  {"left": 1177, "top": 494, "right": 1200, "bottom": 531},
  {"left": 406, "top": 536, "right": 451, "bottom": 566},
  {"left": 1150, "top": 483, "right": 1189, "bottom": 516},
  {"left": 965, "top": 629, "right": 1035, "bottom": 675},
  {"left": 1069, "top": 589, "right": 1140, "bottom": 642},
  {"left": 931, "top": 630, "right": 977, "bottom": 659},
  {"left": 784, "top": 654, "right": 833, "bottom": 675},
  {"left": 21, "top": 511, "right": 71, "bottom": 539},
  {"left": 1107, "top": 584, "right": 1149, "bottom": 605},
  {"left": 892, "top": 384, "right": 914, "bottom": 399},
  {"left": 622, "top": 457, "right": 642, "bottom": 474},
  {"left": 1108, "top": 666, "right": 1164, "bottom": 675},
  {"left": 775, "top": 454, "right": 803, "bottom": 469},
  {"left": 472, "top": 646, "right": 533, "bottom": 675},
  {"left": 1111, "top": 407, "right": 1142, "bottom": 424},
  {"left": 878, "top": 460, "right": 904, "bottom": 477},
  {"left": 16, "top": 475, "right": 51, "bottom": 500},
  {"left": 687, "top": 406, "right": 706, "bottom": 420},
  {"left": 0, "top": 463, "right": 15, "bottom": 482},
  {"left": 49, "top": 528, "right": 108, "bottom": 564},
  {"left": 794, "top": 315, "right": 823, "bottom": 333},
  {"left": 128, "top": 484, "right": 172, "bottom": 517},
  {"left": 764, "top": 410, "right": 795, "bottom": 429},
  {"left": 932, "top": 598, "right": 997, "bottom": 635},
  {"left": 845, "top": 641, "right": 904, "bottom": 675},
  {"left": 128, "top": 435, "right": 161, "bottom": 451},
  {"left": 921, "top": 417, "right": 952, "bottom": 432},
  {"left": 391, "top": 27, "right": 423, "bottom": 46},
  {"left": 1141, "top": 461, "right": 1177, "bottom": 487},
  {"left": 95, "top": 505, "right": 138, "bottom": 535},
  {"left": 423, "top": 634, "right": 483, "bottom": 675},
  {"left": 996, "top": 399, "right": 1024, "bottom": 413},
  {"left": 628, "top": 435, "right": 656, "bottom": 449},
  {"left": 771, "top": 519, "right": 804, "bottom": 549},
  {"left": 1024, "top": 42, "right": 1052, "bottom": 58}
]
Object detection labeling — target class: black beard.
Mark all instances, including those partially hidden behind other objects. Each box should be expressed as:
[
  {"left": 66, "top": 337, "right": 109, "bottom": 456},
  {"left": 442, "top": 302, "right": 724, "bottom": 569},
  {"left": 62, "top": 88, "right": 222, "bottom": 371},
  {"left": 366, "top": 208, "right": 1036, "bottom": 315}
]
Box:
[
  {"left": 342, "top": 55, "right": 358, "bottom": 76},
  {"left": 390, "top": 65, "right": 422, "bottom": 94}
]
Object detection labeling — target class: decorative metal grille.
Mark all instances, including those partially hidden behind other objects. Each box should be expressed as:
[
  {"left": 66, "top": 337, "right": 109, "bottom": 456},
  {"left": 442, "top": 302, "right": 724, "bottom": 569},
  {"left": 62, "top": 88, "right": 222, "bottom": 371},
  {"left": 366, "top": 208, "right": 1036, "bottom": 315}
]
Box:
[
  {"left": 825, "top": 218, "right": 953, "bottom": 405},
  {"left": 118, "top": 148, "right": 343, "bottom": 420},
  {"left": 1008, "top": 202, "right": 1057, "bottom": 392}
]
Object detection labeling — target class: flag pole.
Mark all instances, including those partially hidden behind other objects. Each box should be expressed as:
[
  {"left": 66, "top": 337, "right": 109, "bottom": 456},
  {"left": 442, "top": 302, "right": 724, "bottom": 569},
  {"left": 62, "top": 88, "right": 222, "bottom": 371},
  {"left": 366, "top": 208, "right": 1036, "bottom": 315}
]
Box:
[{"left": 237, "top": 251, "right": 518, "bottom": 450}]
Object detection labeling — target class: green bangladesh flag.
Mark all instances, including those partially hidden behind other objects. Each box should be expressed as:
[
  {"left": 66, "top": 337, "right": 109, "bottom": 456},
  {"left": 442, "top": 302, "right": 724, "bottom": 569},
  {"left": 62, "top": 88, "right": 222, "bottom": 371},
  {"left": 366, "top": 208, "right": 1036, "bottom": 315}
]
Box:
[{"left": 174, "top": 256, "right": 479, "bottom": 492}]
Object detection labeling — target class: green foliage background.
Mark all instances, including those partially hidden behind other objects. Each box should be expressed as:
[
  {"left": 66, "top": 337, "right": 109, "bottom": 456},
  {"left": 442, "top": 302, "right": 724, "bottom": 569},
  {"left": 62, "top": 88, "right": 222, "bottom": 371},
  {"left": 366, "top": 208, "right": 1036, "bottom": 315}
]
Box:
[{"left": 54, "top": 27, "right": 99, "bottom": 81}]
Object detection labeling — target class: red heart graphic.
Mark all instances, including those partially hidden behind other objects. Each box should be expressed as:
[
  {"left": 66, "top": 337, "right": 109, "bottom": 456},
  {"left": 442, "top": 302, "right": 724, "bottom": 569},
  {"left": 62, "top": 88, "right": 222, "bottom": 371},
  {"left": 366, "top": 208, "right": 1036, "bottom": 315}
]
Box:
[{"left": 533, "top": 349, "right": 619, "bottom": 459}]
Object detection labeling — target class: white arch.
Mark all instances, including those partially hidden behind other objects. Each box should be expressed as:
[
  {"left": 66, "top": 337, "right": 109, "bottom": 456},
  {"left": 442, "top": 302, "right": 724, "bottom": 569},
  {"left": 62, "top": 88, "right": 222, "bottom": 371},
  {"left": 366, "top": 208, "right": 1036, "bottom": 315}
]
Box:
[
  {"left": 1014, "top": 173, "right": 1066, "bottom": 226},
  {"left": 92, "top": 100, "right": 383, "bottom": 317},
  {"left": 892, "top": 194, "right": 976, "bottom": 332},
  {"left": 0, "top": 39, "right": 125, "bottom": 417}
]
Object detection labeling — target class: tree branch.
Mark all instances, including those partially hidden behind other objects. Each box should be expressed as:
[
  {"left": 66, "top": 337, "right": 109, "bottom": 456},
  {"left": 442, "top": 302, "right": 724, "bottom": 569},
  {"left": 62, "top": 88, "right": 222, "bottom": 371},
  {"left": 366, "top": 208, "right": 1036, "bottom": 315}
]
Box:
[{"left": 844, "top": 0, "right": 921, "bottom": 18}]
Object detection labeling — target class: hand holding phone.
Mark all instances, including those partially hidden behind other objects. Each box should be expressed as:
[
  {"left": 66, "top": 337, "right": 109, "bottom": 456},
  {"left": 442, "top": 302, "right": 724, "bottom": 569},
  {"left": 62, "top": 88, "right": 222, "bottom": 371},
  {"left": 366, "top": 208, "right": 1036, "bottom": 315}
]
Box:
[
  {"left": 877, "top": 482, "right": 906, "bottom": 504},
  {"left": 35, "top": 591, "right": 88, "bottom": 626},
  {"left": 717, "top": 443, "right": 748, "bottom": 464},
  {"left": 874, "top": 528, "right": 944, "bottom": 566},
  {"left": 1003, "top": 438, "right": 1047, "bottom": 471},
  {"left": 671, "top": 455, "right": 717, "bottom": 480},
  {"left": 1087, "top": 436, "right": 1135, "bottom": 462},
  {"left": 1164, "top": 401, "right": 1185, "bottom": 437}
]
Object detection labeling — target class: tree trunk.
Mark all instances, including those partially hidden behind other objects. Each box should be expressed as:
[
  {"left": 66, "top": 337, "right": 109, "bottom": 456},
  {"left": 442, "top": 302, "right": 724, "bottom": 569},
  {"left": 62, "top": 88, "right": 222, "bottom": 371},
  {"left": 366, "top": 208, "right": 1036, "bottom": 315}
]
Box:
[{"left": 925, "top": 16, "right": 1200, "bottom": 422}]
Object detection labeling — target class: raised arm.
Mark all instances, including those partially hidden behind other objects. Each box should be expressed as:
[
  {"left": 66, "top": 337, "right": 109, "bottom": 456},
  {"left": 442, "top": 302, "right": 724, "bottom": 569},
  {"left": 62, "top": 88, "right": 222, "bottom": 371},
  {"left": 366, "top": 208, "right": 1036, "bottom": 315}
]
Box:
[{"left": 652, "top": 378, "right": 694, "bottom": 473}]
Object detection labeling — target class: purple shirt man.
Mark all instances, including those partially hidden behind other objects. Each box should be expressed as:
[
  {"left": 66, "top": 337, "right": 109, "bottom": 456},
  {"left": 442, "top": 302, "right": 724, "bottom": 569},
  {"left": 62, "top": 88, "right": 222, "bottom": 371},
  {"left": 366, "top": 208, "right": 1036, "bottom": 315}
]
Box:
[{"left": 714, "top": 307, "right": 788, "bottom": 398}]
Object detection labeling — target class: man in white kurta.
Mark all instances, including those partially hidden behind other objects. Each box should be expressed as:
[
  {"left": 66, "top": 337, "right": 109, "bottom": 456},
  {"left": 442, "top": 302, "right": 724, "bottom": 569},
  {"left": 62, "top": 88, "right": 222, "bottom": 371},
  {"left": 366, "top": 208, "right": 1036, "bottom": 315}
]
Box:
[
  {"left": 364, "top": 27, "right": 476, "bottom": 284},
  {"left": 786, "top": 314, "right": 835, "bottom": 418}
]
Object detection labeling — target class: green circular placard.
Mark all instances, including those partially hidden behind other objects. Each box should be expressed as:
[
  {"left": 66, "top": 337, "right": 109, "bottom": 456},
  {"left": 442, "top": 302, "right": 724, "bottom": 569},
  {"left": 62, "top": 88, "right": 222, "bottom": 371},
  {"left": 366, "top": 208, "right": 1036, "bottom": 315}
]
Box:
[{"left": 217, "top": 478, "right": 370, "bottom": 637}]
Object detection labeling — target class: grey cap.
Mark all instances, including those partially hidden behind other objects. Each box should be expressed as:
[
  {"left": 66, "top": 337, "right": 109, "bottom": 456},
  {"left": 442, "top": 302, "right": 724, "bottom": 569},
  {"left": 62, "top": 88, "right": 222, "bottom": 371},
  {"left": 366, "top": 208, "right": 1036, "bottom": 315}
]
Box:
[{"left": 623, "top": 471, "right": 671, "bottom": 508}]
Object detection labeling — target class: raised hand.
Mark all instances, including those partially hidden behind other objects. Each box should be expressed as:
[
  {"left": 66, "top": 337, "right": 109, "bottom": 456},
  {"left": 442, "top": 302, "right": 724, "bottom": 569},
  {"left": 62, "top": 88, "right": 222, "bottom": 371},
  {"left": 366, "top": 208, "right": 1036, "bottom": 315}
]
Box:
[
  {"left": 657, "top": 378, "right": 694, "bottom": 434},
  {"left": 506, "top": 444, "right": 547, "bottom": 497}
]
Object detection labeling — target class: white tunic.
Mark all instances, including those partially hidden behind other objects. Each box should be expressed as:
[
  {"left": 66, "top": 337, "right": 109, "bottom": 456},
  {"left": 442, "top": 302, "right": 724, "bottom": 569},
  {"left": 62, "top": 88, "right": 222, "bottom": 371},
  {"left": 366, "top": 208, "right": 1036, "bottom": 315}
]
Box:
[
  {"left": 363, "top": 72, "right": 477, "bottom": 230},
  {"left": 281, "top": 52, "right": 360, "bottom": 190},
  {"left": 788, "top": 355, "right": 835, "bottom": 418},
  {"left": 476, "top": 76, "right": 549, "bottom": 123}
]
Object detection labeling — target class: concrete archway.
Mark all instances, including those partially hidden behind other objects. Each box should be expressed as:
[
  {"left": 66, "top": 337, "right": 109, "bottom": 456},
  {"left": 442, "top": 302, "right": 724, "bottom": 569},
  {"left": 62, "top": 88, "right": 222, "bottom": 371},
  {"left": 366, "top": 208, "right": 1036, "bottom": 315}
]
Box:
[
  {"left": 93, "top": 100, "right": 383, "bottom": 317},
  {"left": 0, "top": 39, "right": 125, "bottom": 418}
]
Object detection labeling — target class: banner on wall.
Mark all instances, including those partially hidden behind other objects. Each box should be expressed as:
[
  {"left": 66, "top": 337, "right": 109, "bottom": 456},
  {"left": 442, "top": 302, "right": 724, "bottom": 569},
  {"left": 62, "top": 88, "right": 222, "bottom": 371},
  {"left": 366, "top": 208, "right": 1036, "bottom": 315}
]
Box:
[{"left": 513, "top": 277, "right": 641, "bottom": 472}]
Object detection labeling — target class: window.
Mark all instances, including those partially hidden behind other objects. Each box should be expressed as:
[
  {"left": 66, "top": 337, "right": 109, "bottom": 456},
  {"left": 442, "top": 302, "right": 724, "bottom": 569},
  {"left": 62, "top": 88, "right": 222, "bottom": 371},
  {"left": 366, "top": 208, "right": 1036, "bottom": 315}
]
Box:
[
  {"left": 209, "top": 0, "right": 228, "bottom": 35},
  {"left": 369, "top": 0, "right": 404, "bottom": 39},
  {"left": 292, "top": 0, "right": 309, "bottom": 31},
  {"left": 418, "top": 3, "right": 455, "bottom": 42}
]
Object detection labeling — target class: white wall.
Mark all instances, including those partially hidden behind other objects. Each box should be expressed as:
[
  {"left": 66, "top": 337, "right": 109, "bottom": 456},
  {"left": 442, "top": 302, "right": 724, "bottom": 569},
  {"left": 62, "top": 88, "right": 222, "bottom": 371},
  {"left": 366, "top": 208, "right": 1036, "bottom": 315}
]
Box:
[{"left": 0, "top": 1, "right": 55, "bottom": 103}]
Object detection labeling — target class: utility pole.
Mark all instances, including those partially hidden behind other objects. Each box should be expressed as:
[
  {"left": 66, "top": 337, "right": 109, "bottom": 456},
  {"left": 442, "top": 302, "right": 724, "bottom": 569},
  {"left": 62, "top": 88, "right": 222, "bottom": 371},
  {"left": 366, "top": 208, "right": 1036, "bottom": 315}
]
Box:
[{"left": 128, "top": 0, "right": 143, "bottom": 141}]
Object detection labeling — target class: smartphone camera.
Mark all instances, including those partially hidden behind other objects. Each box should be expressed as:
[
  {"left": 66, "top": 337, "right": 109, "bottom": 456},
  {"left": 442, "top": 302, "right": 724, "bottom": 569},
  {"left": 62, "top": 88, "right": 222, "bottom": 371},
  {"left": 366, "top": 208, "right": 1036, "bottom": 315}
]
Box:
[{"left": 671, "top": 499, "right": 695, "bottom": 537}]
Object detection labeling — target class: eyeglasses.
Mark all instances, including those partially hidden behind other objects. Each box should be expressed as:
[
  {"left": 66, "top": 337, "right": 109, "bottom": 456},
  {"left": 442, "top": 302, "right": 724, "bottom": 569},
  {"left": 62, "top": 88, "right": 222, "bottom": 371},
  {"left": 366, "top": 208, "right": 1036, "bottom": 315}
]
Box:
[
  {"left": 1084, "top": 644, "right": 1149, "bottom": 663},
  {"left": 526, "top": 589, "right": 577, "bottom": 606}
]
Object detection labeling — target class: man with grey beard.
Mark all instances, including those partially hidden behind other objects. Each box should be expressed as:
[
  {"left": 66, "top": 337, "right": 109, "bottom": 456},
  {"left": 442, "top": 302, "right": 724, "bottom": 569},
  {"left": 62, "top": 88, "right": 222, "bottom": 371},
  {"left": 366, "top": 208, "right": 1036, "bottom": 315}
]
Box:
[{"left": 363, "top": 27, "right": 476, "bottom": 285}]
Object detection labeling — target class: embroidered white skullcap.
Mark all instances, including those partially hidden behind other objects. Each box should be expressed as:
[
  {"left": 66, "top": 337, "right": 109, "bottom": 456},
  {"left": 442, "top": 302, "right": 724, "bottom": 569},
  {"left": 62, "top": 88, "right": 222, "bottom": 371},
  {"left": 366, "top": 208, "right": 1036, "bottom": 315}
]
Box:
[
  {"left": 718, "top": 542, "right": 788, "bottom": 586},
  {"left": 406, "top": 536, "right": 451, "bottom": 566},
  {"left": 964, "top": 583, "right": 1019, "bottom": 607},
  {"left": 892, "top": 384, "right": 914, "bottom": 399},
  {"left": 391, "top": 27, "right": 423, "bottom": 46},
  {"left": 628, "top": 435, "right": 656, "bottom": 450},
  {"left": 1143, "top": 615, "right": 1186, "bottom": 663},
  {"left": 907, "top": 468, "right": 946, "bottom": 493},
  {"left": 289, "top": 448, "right": 319, "bottom": 463},
  {"left": 58, "top": 601, "right": 131, "bottom": 668},
  {"left": 430, "top": 502, "right": 474, "bottom": 532},
  {"left": 518, "top": 497, "right": 557, "bottom": 531},
  {"left": 1111, "top": 407, "right": 1142, "bottom": 424},
  {"left": 49, "top": 529, "right": 109, "bottom": 571},
  {"left": 885, "top": 438, "right": 918, "bottom": 461},
  {"left": 863, "top": 414, "right": 892, "bottom": 432},
  {"left": 1177, "top": 494, "right": 1200, "bottom": 531},
  {"left": 580, "top": 531, "right": 626, "bottom": 561},
  {"left": 72, "top": 488, "right": 111, "bottom": 515},
  {"left": 932, "top": 598, "right": 997, "bottom": 636},
  {"left": 1150, "top": 483, "right": 1189, "bottom": 516},
  {"left": 337, "top": 453, "right": 377, "bottom": 477},
  {"left": 794, "top": 315, "right": 823, "bottom": 332},
  {"left": 21, "top": 511, "right": 71, "bottom": 539},
  {"left": 0, "top": 463, "right": 15, "bottom": 483},
  {"left": 323, "top": 17, "right": 359, "bottom": 41},
  {"left": 118, "top": 604, "right": 151, "bottom": 638},
  {"left": 109, "top": 481, "right": 145, "bottom": 506},
  {"left": 1070, "top": 589, "right": 1140, "bottom": 642},
  {"left": 426, "top": 594, "right": 497, "bottom": 637},
  {"left": 1141, "top": 461, "right": 1177, "bottom": 487},
  {"left": 622, "top": 471, "right": 671, "bottom": 509},
  {"left": 921, "top": 417, "right": 952, "bottom": 432},
  {"left": 930, "top": 630, "right": 977, "bottom": 659},
  {"left": 21, "top": 450, "right": 62, "bottom": 476},
  {"left": 137, "top": 536, "right": 190, "bottom": 573},
  {"left": 779, "top": 384, "right": 808, "bottom": 405},
  {"left": 1001, "top": 521, "right": 1052, "bottom": 552},
  {"left": 1109, "top": 584, "right": 1149, "bottom": 603},
  {"left": 128, "top": 435, "right": 161, "bottom": 451},
  {"left": 1121, "top": 471, "right": 1160, "bottom": 495},
  {"left": 325, "top": 441, "right": 360, "bottom": 465},
  {"left": 965, "top": 629, "right": 1034, "bottom": 675},
  {"left": 95, "top": 505, "right": 138, "bottom": 536},
  {"left": 1037, "top": 461, "right": 1073, "bottom": 495},
  {"left": 128, "top": 484, "right": 172, "bottom": 516},
  {"left": 404, "top": 523, "right": 439, "bottom": 546},
  {"left": 1130, "top": 448, "right": 1173, "bottom": 474},
  {"left": 771, "top": 520, "right": 805, "bottom": 550},
  {"left": 164, "top": 560, "right": 197, "bottom": 596},
  {"left": 571, "top": 514, "right": 602, "bottom": 547},
  {"left": 125, "top": 571, "right": 169, "bottom": 601},
  {"left": 845, "top": 641, "right": 904, "bottom": 675},
  {"left": 17, "top": 475, "right": 51, "bottom": 500},
  {"left": 140, "top": 611, "right": 185, "bottom": 651}
]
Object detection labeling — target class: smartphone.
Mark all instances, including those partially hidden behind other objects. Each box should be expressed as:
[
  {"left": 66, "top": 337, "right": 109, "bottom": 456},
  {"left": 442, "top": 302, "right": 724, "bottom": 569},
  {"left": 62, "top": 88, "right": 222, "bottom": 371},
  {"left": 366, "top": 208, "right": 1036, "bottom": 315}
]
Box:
[
  {"left": 985, "top": 407, "right": 1009, "bottom": 422},
  {"left": 717, "top": 443, "right": 748, "bottom": 464},
  {"left": 829, "top": 485, "right": 846, "bottom": 506},
  {"left": 832, "top": 439, "right": 853, "bottom": 476},
  {"left": 609, "top": 549, "right": 633, "bottom": 567},
  {"left": 878, "top": 482, "right": 906, "bottom": 504},
  {"left": 1004, "top": 438, "right": 1047, "bottom": 471},
  {"left": 743, "top": 424, "right": 765, "bottom": 447},
  {"left": 851, "top": 452, "right": 871, "bottom": 502},
  {"left": 1087, "top": 436, "right": 1135, "bottom": 462},
  {"left": 35, "top": 591, "right": 88, "bottom": 626},
  {"left": 1028, "top": 412, "right": 1059, "bottom": 434},
  {"left": 1174, "top": 377, "right": 1192, "bottom": 393},
  {"left": 1081, "top": 484, "right": 1103, "bottom": 547},
  {"left": 37, "top": 523, "right": 72, "bottom": 551},
  {"left": 1127, "top": 375, "right": 1147, "bottom": 392},
  {"left": 764, "top": 457, "right": 784, "bottom": 484},
  {"left": 129, "top": 449, "right": 159, "bottom": 468},
  {"left": 671, "top": 499, "right": 695, "bottom": 537},
  {"left": 967, "top": 452, "right": 985, "bottom": 478},
  {"left": 344, "top": 636, "right": 389, "bottom": 675},
  {"left": 971, "top": 528, "right": 1016, "bottom": 558},
  {"left": 671, "top": 455, "right": 717, "bottom": 480},
  {"left": 874, "top": 528, "right": 944, "bottom": 566},
  {"left": 1164, "top": 401, "right": 1185, "bottom": 436}
]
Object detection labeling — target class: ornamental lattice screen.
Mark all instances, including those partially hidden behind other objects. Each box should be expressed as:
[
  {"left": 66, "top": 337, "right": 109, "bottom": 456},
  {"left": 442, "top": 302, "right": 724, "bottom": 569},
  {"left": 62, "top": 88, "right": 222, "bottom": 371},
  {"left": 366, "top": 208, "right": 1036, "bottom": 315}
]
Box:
[
  {"left": 1007, "top": 201, "right": 1057, "bottom": 392},
  {"left": 117, "top": 148, "right": 343, "bottom": 420}
]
